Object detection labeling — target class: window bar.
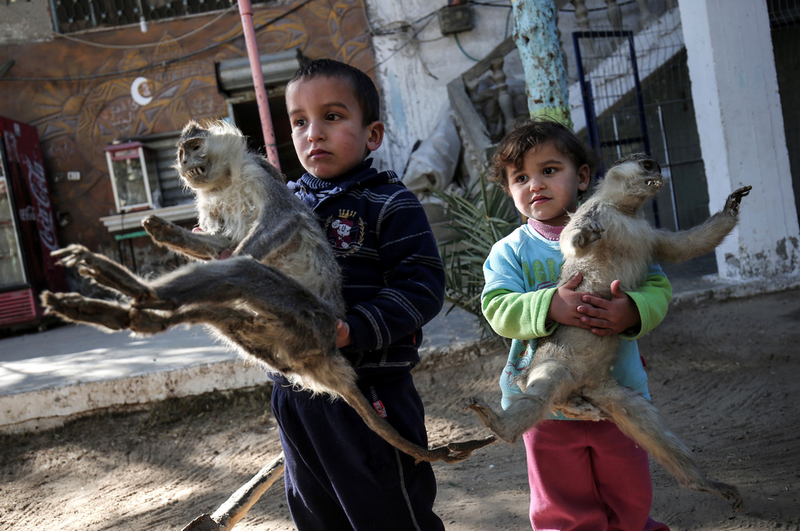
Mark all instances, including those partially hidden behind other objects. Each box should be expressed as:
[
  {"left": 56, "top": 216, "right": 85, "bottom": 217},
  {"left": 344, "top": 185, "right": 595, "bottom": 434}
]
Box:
[
  {"left": 49, "top": 0, "right": 62, "bottom": 32},
  {"left": 87, "top": 0, "right": 98, "bottom": 28}
]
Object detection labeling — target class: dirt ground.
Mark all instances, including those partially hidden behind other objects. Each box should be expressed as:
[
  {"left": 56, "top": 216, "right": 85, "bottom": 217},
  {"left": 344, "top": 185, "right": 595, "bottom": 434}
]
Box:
[{"left": 1, "top": 288, "right": 799, "bottom": 531}]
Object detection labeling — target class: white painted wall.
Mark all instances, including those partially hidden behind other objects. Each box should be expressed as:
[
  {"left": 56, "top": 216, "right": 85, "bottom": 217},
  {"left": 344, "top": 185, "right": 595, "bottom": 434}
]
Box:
[
  {"left": 678, "top": 0, "right": 799, "bottom": 279},
  {"left": 364, "top": 1, "right": 517, "bottom": 173}
]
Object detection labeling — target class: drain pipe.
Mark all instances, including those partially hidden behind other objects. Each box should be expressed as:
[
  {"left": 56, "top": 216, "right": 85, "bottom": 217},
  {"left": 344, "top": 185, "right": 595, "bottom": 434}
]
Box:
[{"left": 237, "top": 0, "right": 281, "bottom": 170}]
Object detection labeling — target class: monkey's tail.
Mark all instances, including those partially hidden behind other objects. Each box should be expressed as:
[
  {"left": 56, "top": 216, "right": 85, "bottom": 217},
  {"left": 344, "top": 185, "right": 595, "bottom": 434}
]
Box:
[{"left": 339, "top": 386, "right": 495, "bottom": 464}]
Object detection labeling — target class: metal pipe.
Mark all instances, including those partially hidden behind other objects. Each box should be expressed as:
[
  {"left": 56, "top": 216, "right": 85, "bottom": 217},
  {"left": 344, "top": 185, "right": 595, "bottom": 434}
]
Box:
[{"left": 237, "top": 0, "right": 281, "bottom": 170}]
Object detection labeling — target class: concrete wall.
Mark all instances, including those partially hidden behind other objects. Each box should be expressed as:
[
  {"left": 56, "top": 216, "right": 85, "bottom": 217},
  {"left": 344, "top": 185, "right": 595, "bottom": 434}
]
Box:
[
  {"left": 0, "top": 0, "right": 54, "bottom": 46},
  {"left": 364, "top": 1, "right": 516, "bottom": 173},
  {"left": 678, "top": 0, "right": 799, "bottom": 279}
]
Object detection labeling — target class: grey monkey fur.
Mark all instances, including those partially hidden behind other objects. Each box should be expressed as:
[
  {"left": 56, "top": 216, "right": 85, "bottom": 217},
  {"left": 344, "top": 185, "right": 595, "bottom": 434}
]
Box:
[
  {"left": 467, "top": 154, "right": 749, "bottom": 511},
  {"left": 42, "top": 119, "right": 493, "bottom": 465}
]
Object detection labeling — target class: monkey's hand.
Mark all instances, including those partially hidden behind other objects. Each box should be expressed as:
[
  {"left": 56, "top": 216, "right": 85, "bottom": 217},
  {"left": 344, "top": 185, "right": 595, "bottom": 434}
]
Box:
[
  {"left": 52, "top": 244, "right": 125, "bottom": 286},
  {"left": 51, "top": 243, "right": 98, "bottom": 270},
  {"left": 573, "top": 219, "right": 604, "bottom": 249},
  {"left": 723, "top": 185, "right": 752, "bottom": 216},
  {"left": 143, "top": 215, "right": 231, "bottom": 261},
  {"left": 143, "top": 215, "right": 186, "bottom": 245}
]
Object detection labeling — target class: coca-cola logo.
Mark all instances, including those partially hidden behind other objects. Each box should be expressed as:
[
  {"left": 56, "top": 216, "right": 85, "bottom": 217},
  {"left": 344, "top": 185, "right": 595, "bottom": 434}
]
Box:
[{"left": 21, "top": 155, "right": 58, "bottom": 251}]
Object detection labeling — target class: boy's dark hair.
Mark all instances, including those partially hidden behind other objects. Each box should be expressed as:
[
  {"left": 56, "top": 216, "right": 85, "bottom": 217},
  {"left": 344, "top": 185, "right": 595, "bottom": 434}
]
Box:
[
  {"left": 288, "top": 58, "right": 380, "bottom": 126},
  {"left": 490, "top": 118, "right": 599, "bottom": 199}
]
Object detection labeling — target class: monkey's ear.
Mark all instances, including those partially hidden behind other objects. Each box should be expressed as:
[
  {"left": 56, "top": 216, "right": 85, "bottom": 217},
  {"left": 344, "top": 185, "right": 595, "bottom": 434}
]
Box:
[{"left": 365, "top": 120, "right": 385, "bottom": 153}]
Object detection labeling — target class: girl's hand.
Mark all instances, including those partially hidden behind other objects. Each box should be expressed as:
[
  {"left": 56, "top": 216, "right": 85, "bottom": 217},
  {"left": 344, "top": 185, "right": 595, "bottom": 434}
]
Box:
[
  {"left": 577, "top": 280, "right": 640, "bottom": 336},
  {"left": 548, "top": 272, "right": 593, "bottom": 328}
]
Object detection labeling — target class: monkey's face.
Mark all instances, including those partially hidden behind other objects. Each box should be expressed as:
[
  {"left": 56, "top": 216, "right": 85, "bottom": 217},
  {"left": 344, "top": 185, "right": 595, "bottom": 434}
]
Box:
[
  {"left": 606, "top": 154, "right": 663, "bottom": 203},
  {"left": 176, "top": 134, "right": 209, "bottom": 189}
]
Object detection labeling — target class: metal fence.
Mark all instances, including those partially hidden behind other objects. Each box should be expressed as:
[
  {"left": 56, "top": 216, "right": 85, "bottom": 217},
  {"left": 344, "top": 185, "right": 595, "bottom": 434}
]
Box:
[{"left": 568, "top": 4, "right": 707, "bottom": 232}]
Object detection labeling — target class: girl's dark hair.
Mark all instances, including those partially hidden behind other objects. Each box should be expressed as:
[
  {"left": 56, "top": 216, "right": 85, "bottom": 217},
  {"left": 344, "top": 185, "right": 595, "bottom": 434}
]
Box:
[
  {"left": 288, "top": 58, "right": 380, "bottom": 126},
  {"left": 490, "top": 118, "right": 599, "bottom": 198}
]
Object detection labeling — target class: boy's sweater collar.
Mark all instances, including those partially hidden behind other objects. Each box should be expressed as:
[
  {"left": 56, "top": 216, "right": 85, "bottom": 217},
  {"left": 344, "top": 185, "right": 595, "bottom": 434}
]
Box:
[
  {"left": 289, "top": 159, "right": 399, "bottom": 208},
  {"left": 301, "top": 159, "right": 377, "bottom": 189}
]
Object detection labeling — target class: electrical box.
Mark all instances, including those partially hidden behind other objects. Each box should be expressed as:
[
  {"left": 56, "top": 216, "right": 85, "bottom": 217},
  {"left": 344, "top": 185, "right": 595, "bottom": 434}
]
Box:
[
  {"left": 438, "top": 4, "right": 474, "bottom": 35},
  {"left": 104, "top": 142, "right": 161, "bottom": 212}
]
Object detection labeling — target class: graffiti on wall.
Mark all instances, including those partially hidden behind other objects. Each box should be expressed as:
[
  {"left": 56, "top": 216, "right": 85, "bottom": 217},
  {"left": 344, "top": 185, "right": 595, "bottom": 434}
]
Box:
[{"left": 0, "top": 0, "right": 375, "bottom": 253}]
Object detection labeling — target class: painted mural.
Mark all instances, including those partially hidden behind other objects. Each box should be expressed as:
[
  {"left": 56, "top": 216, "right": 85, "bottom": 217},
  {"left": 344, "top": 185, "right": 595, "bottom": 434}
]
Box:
[{"left": 0, "top": 0, "right": 374, "bottom": 258}]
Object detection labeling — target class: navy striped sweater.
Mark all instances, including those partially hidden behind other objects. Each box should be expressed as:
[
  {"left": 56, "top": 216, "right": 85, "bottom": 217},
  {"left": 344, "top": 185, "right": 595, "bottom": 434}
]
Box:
[{"left": 287, "top": 159, "right": 445, "bottom": 377}]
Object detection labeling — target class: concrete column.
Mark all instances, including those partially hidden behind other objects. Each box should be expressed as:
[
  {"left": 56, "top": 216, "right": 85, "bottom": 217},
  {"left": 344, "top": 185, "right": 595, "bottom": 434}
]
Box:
[{"left": 678, "top": 0, "right": 799, "bottom": 279}]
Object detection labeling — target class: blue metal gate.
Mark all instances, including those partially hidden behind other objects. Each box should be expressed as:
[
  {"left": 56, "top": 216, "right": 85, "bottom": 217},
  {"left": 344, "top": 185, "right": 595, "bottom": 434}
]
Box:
[{"left": 572, "top": 30, "right": 659, "bottom": 226}]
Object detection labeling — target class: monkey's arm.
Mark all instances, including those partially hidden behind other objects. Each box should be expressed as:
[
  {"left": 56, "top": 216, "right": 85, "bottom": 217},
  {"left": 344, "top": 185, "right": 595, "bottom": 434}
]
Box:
[
  {"left": 234, "top": 210, "right": 303, "bottom": 260},
  {"left": 143, "top": 215, "right": 231, "bottom": 261},
  {"left": 651, "top": 186, "right": 751, "bottom": 263},
  {"left": 560, "top": 202, "right": 604, "bottom": 258}
]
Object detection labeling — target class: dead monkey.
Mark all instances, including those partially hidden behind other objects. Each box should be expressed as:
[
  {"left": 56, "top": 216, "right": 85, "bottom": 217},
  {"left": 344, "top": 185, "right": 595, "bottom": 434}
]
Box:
[
  {"left": 467, "top": 154, "right": 749, "bottom": 511},
  {"left": 42, "top": 119, "right": 494, "bottom": 465}
]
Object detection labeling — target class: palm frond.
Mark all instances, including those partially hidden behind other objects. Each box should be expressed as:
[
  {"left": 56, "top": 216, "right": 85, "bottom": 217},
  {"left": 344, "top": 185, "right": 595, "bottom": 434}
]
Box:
[{"left": 432, "top": 175, "right": 520, "bottom": 340}]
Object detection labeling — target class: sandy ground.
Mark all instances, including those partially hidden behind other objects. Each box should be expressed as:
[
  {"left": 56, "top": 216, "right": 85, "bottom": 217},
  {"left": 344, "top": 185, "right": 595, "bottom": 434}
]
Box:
[{"left": 1, "top": 287, "right": 799, "bottom": 531}]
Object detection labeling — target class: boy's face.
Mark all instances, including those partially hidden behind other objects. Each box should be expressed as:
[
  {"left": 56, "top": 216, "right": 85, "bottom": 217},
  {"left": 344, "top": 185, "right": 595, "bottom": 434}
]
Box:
[
  {"left": 506, "top": 141, "right": 590, "bottom": 227},
  {"left": 286, "top": 75, "right": 384, "bottom": 180}
]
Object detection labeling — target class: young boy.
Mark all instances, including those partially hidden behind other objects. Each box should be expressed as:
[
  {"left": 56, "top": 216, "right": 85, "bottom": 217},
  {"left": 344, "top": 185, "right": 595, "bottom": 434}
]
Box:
[
  {"left": 482, "top": 119, "right": 672, "bottom": 530},
  {"left": 271, "top": 58, "right": 446, "bottom": 531}
]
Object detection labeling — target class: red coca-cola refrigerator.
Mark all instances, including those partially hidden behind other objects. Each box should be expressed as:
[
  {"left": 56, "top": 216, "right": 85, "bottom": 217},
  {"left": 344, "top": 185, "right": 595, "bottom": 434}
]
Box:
[{"left": 0, "top": 116, "right": 65, "bottom": 330}]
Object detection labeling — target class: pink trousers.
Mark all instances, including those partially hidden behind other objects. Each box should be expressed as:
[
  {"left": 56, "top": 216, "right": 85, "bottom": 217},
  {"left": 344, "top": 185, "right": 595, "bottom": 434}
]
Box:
[{"left": 523, "top": 419, "right": 670, "bottom": 531}]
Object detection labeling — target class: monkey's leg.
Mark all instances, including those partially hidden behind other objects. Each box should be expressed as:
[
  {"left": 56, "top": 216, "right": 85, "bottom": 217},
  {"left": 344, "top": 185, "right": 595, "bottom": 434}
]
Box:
[
  {"left": 146, "top": 257, "right": 337, "bottom": 335},
  {"left": 128, "top": 305, "right": 255, "bottom": 335},
  {"left": 143, "top": 215, "right": 232, "bottom": 261},
  {"left": 41, "top": 291, "right": 134, "bottom": 331},
  {"left": 587, "top": 384, "right": 743, "bottom": 511},
  {"left": 652, "top": 186, "right": 751, "bottom": 263},
  {"left": 52, "top": 244, "right": 156, "bottom": 303},
  {"left": 467, "top": 360, "right": 576, "bottom": 443}
]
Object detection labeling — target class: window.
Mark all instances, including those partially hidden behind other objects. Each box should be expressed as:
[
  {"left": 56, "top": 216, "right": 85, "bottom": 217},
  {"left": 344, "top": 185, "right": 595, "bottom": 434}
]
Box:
[{"left": 51, "top": 0, "right": 274, "bottom": 34}]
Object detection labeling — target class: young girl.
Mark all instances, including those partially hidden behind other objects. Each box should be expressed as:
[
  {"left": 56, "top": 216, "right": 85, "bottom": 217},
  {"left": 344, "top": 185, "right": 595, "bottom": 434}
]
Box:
[{"left": 482, "top": 119, "right": 672, "bottom": 530}]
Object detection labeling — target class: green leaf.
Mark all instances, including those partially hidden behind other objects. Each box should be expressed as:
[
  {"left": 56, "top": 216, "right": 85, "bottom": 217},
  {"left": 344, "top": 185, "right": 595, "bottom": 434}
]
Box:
[{"left": 432, "top": 174, "right": 519, "bottom": 339}]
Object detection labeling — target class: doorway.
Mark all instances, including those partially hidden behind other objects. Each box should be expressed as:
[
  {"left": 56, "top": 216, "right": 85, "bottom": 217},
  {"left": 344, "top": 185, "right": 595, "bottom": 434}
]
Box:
[{"left": 231, "top": 95, "right": 305, "bottom": 183}]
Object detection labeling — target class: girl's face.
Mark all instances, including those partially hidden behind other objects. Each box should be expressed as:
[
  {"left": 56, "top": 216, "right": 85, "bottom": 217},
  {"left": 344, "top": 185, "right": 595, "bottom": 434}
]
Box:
[{"left": 506, "top": 141, "right": 590, "bottom": 226}]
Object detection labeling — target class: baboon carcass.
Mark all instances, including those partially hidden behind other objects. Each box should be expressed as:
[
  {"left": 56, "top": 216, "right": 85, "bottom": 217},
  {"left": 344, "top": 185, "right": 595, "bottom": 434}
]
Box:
[
  {"left": 42, "top": 119, "right": 493, "bottom": 465},
  {"left": 467, "top": 154, "right": 749, "bottom": 510}
]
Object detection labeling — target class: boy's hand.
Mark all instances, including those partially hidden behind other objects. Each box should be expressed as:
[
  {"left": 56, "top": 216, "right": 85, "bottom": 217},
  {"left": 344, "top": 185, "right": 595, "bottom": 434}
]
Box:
[
  {"left": 577, "top": 280, "right": 640, "bottom": 336},
  {"left": 548, "top": 272, "right": 594, "bottom": 328},
  {"left": 336, "top": 319, "right": 352, "bottom": 348}
]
